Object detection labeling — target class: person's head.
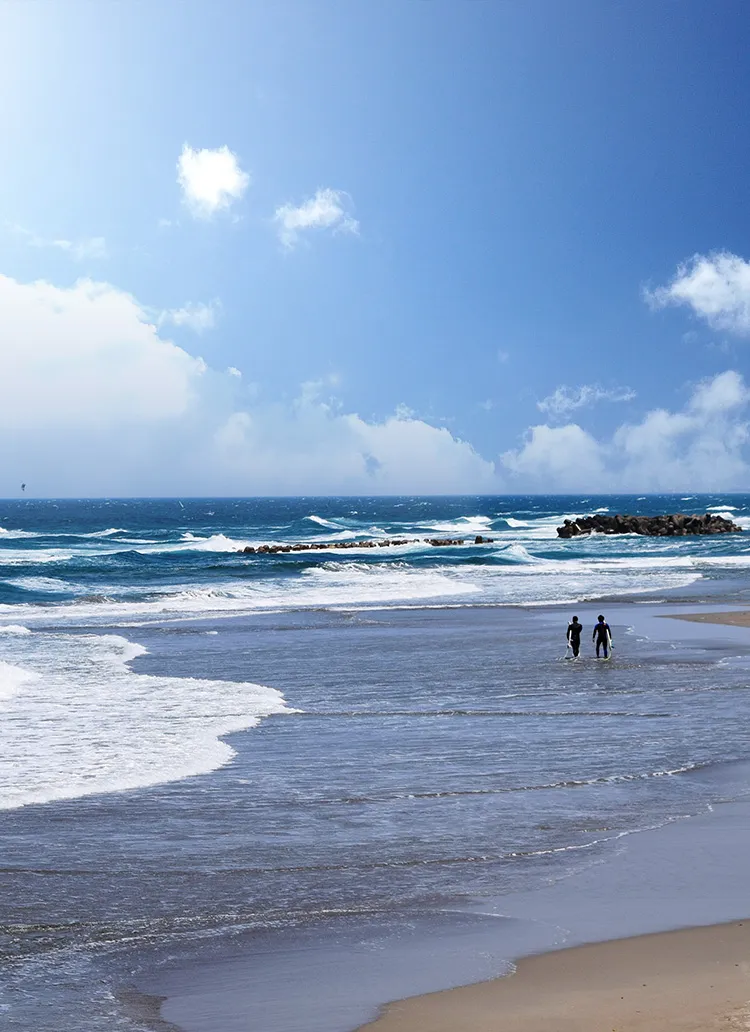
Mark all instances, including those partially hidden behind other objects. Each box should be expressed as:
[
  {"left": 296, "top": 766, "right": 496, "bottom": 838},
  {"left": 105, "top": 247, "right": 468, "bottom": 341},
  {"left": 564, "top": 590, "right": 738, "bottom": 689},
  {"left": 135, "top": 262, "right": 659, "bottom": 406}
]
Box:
[
  {"left": 597, "top": 614, "right": 605, "bottom": 622},
  {"left": 571, "top": 616, "right": 579, "bottom": 623}
]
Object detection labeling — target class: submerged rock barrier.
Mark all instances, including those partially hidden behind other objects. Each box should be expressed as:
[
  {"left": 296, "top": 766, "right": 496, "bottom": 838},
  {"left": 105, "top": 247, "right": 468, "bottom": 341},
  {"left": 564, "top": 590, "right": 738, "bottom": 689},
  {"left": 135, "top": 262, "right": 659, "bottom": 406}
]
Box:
[
  {"left": 557, "top": 513, "right": 743, "bottom": 538},
  {"left": 238, "top": 534, "right": 495, "bottom": 555}
]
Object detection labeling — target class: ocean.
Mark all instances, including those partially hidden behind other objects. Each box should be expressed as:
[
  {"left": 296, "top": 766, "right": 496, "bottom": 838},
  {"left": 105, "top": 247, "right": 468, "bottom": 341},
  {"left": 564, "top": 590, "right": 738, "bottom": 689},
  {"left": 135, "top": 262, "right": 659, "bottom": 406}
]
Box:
[{"left": 3, "top": 494, "right": 750, "bottom": 1031}]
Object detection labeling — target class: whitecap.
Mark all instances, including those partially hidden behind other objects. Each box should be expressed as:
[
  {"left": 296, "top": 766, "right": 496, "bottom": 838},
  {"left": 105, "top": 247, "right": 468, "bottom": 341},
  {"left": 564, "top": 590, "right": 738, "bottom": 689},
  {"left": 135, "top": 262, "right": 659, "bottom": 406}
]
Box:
[
  {"left": 0, "top": 631, "right": 296, "bottom": 809},
  {"left": 82, "top": 527, "right": 129, "bottom": 538},
  {"left": 305, "top": 514, "right": 343, "bottom": 530},
  {"left": 425, "top": 515, "right": 494, "bottom": 534},
  {"left": 0, "top": 660, "right": 38, "bottom": 702},
  {"left": 6, "top": 576, "right": 77, "bottom": 594},
  {"left": 0, "top": 625, "right": 32, "bottom": 635}
]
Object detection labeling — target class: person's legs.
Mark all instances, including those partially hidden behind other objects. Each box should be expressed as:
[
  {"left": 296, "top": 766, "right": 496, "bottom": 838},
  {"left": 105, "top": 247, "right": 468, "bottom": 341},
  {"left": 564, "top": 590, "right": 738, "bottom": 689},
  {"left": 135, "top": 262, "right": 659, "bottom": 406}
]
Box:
[
  {"left": 595, "top": 639, "right": 602, "bottom": 658},
  {"left": 572, "top": 640, "right": 580, "bottom": 657}
]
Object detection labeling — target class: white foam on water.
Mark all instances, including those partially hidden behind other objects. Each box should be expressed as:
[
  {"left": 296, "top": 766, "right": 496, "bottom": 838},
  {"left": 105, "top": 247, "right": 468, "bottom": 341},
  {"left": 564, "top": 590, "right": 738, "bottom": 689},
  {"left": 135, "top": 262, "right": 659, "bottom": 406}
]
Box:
[
  {"left": 0, "top": 548, "right": 75, "bottom": 565},
  {"left": 178, "top": 533, "right": 248, "bottom": 552},
  {"left": 0, "top": 625, "right": 32, "bottom": 635},
  {"left": 424, "top": 515, "right": 494, "bottom": 534},
  {"left": 83, "top": 527, "right": 129, "bottom": 537},
  {"left": 6, "top": 576, "right": 78, "bottom": 594},
  {"left": 305, "top": 514, "right": 343, "bottom": 530},
  {"left": 0, "top": 660, "right": 37, "bottom": 701},
  {"left": 0, "top": 631, "right": 295, "bottom": 809}
]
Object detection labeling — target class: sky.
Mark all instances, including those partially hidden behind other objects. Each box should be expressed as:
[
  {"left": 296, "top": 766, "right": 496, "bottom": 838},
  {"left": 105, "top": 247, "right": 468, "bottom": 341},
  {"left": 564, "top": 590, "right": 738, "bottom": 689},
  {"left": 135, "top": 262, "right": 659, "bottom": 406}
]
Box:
[{"left": 3, "top": 0, "right": 750, "bottom": 495}]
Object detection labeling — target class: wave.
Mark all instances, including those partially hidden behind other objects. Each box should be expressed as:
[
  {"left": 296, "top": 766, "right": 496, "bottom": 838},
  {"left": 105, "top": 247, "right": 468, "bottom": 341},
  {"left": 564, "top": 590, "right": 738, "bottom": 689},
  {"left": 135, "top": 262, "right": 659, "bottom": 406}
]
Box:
[
  {"left": 0, "top": 549, "right": 75, "bottom": 565},
  {"left": 0, "top": 624, "right": 32, "bottom": 635},
  {"left": 83, "top": 527, "right": 129, "bottom": 538},
  {"left": 495, "top": 543, "right": 546, "bottom": 564},
  {"left": 425, "top": 515, "right": 494, "bottom": 534},
  {"left": 305, "top": 515, "right": 343, "bottom": 530},
  {"left": 177, "top": 533, "right": 253, "bottom": 552},
  {"left": 0, "top": 660, "right": 38, "bottom": 701},
  {"left": 6, "top": 576, "right": 78, "bottom": 594},
  {"left": 0, "top": 631, "right": 297, "bottom": 809}
]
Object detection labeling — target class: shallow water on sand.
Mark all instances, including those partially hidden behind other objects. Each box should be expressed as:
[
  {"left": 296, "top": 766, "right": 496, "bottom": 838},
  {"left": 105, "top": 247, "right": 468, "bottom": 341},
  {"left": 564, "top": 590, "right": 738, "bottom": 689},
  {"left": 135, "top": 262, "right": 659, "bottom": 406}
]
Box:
[{"left": 4, "top": 600, "right": 750, "bottom": 1031}]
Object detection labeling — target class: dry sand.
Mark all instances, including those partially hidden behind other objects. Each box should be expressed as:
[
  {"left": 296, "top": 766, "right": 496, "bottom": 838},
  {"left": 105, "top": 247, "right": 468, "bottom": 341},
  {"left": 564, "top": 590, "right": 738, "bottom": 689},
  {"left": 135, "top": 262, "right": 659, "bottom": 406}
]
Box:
[
  {"left": 663, "top": 610, "right": 750, "bottom": 628},
  {"left": 358, "top": 921, "right": 750, "bottom": 1032}
]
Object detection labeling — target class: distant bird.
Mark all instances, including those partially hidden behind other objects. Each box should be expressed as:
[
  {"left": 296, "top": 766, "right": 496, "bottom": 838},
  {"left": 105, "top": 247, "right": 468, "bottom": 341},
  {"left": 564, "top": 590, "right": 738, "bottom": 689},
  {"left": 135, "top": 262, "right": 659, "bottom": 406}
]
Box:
[{"left": 21, "top": 483, "right": 26, "bottom": 492}]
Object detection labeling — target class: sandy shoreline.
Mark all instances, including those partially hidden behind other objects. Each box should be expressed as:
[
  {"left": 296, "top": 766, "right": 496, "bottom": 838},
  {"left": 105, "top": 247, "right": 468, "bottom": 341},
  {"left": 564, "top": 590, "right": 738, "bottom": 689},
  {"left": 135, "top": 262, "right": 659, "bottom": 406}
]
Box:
[
  {"left": 358, "top": 920, "right": 750, "bottom": 1032},
  {"left": 356, "top": 610, "right": 750, "bottom": 1032},
  {"left": 664, "top": 609, "right": 750, "bottom": 628}
]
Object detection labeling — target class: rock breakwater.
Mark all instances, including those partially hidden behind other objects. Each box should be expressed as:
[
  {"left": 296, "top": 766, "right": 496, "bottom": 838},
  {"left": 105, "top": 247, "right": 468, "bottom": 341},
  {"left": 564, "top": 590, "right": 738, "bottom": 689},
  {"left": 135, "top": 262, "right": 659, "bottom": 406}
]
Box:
[
  {"left": 557, "top": 513, "right": 743, "bottom": 538},
  {"left": 238, "top": 534, "right": 495, "bottom": 555}
]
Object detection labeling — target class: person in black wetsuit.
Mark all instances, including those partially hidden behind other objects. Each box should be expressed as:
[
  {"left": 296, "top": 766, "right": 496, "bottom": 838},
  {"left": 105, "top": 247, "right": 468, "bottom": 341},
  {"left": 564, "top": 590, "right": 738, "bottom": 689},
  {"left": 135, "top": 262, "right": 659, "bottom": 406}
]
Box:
[
  {"left": 566, "top": 615, "right": 582, "bottom": 658},
  {"left": 592, "top": 614, "right": 613, "bottom": 658}
]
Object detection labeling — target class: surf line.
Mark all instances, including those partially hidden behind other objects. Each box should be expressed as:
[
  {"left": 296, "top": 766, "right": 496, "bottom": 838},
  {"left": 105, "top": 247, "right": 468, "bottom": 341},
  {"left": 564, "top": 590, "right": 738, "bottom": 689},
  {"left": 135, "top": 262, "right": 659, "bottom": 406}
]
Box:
[{"left": 238, "top": 535, "right": 496, "bottom": 555}]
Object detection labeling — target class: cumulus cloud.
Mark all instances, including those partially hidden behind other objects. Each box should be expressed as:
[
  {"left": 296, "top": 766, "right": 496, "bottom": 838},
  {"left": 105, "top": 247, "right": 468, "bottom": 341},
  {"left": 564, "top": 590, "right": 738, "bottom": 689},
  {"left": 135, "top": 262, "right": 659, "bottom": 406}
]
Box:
[
  {"left": 504, "top": 370, "right": 750, "bottom": 492},
  {"left": 177, "top": 144, "right": 250, "bottom": 218},
  {"left": 613, "top": 370, "right": 750, "bottom": 490},
  {"left": 0, "top": 272, "right": 495, "bottom": 496},
  {"left": 160, "top": 300, "right": 220, "bottom": 333},
  {"left": 0, "top": 274, "right": 204, "bottom": 432},
  {"left": 537, "top": 384, "right": 636, "bottom": 420},
  {"left": 502, "top": 424, "right": 606, "bottom": 490},
  {"left": 647, "top": 251, "right": 750, "bottom": 335},
  {"left": 274, "top": 188, "right": 359, "bottom": 249}
]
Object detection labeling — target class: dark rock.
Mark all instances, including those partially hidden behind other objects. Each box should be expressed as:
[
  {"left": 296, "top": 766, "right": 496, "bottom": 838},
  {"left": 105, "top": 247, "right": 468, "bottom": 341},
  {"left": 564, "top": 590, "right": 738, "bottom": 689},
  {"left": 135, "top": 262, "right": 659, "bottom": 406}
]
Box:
[{"left": 557, "top": 513, "right": 743, "bottom": 539}]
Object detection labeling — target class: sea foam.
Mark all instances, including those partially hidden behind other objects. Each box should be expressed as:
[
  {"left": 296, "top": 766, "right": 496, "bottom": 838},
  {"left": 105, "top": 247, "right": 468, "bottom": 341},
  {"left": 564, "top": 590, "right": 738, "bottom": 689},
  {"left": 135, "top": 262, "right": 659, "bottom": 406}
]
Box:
[{"left": 0, "top": 631, "right": 296, "bottom": 809}]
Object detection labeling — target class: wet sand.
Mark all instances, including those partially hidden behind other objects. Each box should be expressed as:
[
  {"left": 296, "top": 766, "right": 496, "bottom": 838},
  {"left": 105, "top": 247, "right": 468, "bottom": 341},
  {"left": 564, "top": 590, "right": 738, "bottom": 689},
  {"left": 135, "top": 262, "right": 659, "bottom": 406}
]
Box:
[
  {"left": 358, "top": 920, "right": 750, "bottom": 1032},
  {"left": 665, "top": 610, "right": 750, "bottom": 628}
]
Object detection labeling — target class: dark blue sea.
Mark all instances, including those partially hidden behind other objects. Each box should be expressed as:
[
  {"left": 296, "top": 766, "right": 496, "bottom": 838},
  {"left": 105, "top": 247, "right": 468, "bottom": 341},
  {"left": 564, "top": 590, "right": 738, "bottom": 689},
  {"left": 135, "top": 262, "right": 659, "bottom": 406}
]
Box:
[{"left": 4, "top": 495, "right": 750, "bottom": 1031}]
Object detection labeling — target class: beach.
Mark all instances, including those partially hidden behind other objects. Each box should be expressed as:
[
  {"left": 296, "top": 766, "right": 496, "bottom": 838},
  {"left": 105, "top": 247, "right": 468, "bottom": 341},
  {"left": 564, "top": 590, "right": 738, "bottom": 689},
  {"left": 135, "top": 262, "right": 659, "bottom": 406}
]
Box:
[
  {"left": 359, "top": 921, "right": 750, "bottom": 1032},
  {"left": 667, "top": 610, "right": 750, "bottom": 628},
  {"left": 4, "top": 495, "right": 750, "bottom": 1031}
]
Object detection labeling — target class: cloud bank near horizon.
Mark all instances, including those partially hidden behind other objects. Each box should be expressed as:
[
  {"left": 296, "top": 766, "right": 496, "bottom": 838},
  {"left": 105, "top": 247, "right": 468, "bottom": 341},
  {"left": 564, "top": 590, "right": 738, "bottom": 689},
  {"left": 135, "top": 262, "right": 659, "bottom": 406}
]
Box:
[
  {"left": 5, "top": 244, "right": 750, "bottom": 495},
  {"left": 0, "top": 272, "right": 494, "bottom": 496}
]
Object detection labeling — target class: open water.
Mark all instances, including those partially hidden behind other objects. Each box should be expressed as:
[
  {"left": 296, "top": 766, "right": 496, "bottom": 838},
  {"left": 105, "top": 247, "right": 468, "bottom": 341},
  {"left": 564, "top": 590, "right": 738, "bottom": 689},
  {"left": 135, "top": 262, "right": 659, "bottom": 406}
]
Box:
[{"left": 3, "top": 495, "right": 750, "bottom": 1030}]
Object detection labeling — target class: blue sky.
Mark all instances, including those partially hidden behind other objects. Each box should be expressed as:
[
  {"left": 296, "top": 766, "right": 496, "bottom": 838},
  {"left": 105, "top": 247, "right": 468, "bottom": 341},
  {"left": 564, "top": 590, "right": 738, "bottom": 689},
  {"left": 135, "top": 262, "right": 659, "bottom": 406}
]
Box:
[{"left": 3, "top": 0, "right": 750, "bottom": 494}]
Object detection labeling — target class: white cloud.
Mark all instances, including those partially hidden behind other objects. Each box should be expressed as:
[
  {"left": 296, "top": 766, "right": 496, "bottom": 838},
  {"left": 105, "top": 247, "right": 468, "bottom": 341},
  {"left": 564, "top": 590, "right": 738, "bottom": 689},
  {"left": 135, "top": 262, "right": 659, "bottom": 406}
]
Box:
[
  {"left": 177, "top": 144, "right": 250, "bottom": 219},
  {"left": 647, "top": 251, "right": 750, "bottom": 335},
  {"left": 0, "top": 275, "right": 204, "bottom": 433},
  {"left": 160, "top": 300, "right": 220, "bottom": 333},
  {"left": 9, "top": 224, "right": 107, "bottom": 261},
  {"left": 0, "top": 272, "right": 496, "bottom": 496},
  {"left": 274, "top": 188, "right": 359, "bottom": 249},
  {"left": 227, "top": 366, "right": 242, "bottom": 378},
  {"left": 537, "top": 384, "right": 636, "bottom": 420},
  {"left": 504, "top": 370, "right": 750, "bottom": 492},
  {"left": 212, "top": 388, "right": 495, "bottom": 495},
  {"left": 502, "top": 424, "right": 606, "bottom": 490}
]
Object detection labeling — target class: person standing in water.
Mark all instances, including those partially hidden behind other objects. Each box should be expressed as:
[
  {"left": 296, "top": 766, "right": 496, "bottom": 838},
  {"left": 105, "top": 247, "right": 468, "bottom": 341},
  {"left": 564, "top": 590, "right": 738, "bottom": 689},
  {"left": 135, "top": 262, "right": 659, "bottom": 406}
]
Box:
[
  {"left": 592, "top": 614, "right": 613, "bottom": 659},
  {"left": 566, "top": 616, "right": 583, "bottom": 658}
]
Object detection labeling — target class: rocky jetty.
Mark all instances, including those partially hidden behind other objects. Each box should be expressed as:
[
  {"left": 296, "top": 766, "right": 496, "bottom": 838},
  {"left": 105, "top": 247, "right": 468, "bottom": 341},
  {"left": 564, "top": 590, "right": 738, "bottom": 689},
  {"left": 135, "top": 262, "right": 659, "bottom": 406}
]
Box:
[
  {"left": 239, "top": 535, "right": 494, "bottom": 555},
  {"left": 557, "top": 513, "right": 743, "bottom": 538}
]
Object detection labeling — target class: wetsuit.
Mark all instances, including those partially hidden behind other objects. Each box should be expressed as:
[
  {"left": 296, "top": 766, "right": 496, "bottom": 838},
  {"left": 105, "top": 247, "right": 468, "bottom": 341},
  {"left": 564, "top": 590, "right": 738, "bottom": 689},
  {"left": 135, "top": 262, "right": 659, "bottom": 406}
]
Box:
[
  {"left": 593, "top": 621, "right": 612, "bottom": 658},
  {"left": 567, "top": 622, "right": 582, "bottom": 657}
]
